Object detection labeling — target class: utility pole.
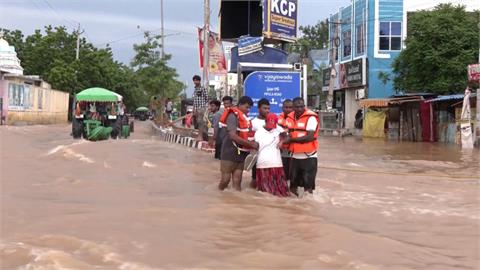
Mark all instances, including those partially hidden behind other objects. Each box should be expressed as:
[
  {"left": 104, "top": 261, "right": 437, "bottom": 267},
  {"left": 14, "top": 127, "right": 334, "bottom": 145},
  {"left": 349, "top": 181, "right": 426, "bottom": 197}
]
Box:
[
  {"left": 327, "top": 19, "right": 341, "bottom": 110},
  {"left": 203, "top": 0, "right": 210, "bottom": 90},
  {"left": 75, "top": 23, "right": 82, "bottom": 60},
  {"left": 161, "top": 0, "right": 165, "bottom": 59},
  {"left": 73, "top": 23, "right": 83, "bottom": 122}
]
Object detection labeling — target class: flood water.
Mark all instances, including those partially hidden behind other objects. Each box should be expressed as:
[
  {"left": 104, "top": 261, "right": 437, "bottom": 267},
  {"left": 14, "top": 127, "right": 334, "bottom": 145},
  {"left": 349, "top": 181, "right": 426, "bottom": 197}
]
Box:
[{"left": 1, "top": 121, "right": 479, "bottom": 270}]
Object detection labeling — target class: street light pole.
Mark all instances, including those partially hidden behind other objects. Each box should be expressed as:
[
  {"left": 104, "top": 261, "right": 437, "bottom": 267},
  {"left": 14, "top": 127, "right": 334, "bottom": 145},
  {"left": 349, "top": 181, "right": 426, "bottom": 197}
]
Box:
[
  {"left": 161, "top": 0, "right": 165, "bottom": 59},
  {"left": 327, "top": 19, "right": 340, "bottom": 110},
  {"left": 75, "top": 23, "right": 83, "bottom": 60}
]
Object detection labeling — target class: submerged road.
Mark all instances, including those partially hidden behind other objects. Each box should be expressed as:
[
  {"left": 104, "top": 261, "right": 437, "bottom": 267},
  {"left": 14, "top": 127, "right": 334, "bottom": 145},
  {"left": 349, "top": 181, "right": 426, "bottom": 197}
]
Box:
[{"left": 1, "top": 121, "right": 479, "bottom": 270}]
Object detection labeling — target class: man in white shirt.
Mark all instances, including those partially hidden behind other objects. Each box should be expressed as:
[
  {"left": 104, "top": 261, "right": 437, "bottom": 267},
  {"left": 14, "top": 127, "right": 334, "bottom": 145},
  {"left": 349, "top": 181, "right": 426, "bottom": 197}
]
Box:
[
  {"left": 249, "top": 98, "right": 270, "bottom": 188},
  {"left": 283, "top": 98, "right": 319, "bottom": 196}
]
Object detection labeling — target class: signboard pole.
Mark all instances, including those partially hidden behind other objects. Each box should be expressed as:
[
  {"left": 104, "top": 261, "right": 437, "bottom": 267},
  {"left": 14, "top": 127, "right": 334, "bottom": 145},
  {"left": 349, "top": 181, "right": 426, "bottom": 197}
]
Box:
[
  {"left": 203, "top": 0, "right": 210, "bottom": 90},
  {"left": 302, "top": 64, "right": 308, "bottom": 105}
]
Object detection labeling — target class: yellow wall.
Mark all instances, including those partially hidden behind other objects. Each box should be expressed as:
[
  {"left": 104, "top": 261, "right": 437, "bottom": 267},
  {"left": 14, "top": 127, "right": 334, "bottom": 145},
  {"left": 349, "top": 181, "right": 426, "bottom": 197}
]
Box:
[{"left": 6, "top": 80, "right": 69, "bottom": 125}]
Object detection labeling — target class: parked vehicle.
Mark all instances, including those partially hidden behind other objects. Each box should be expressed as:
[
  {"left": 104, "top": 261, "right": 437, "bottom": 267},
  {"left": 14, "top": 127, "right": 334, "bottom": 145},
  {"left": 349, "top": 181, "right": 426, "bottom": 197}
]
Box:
[{"left": 134, "top": 106, "right": 149, "bottom": 121}]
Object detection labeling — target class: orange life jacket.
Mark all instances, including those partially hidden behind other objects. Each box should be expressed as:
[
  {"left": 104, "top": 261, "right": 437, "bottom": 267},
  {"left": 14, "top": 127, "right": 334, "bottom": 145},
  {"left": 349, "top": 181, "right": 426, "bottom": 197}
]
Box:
[
  {"left": 277, "top": 112, "right": 288, "bottom": 130},
  {"left": 277, "top": 112, "right": 290, "bottom": 150},
  {"left": 219, "top": 107, "right": 253, "bottom": 151},
  {"left": 287, "top": 110, "right": 319, "bottom": 154}
]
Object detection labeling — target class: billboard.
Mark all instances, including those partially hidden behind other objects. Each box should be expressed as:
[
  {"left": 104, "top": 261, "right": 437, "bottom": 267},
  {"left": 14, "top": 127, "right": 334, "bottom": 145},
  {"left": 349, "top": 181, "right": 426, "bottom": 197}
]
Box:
[
  {"left": 468, "top": 64, "right": 480, "bottom": 81},
  {"left": 263, "top": 0, "right": 298, "bottom": 42},
  {"left": 198, "top": 28, "right": 227, "bottom": 74},
  {"left": 340, "top": 58, "right": 365, "bottom": 88},
  {"left": 322, "top": 59, "right": 366, "bottom": 91},
  {"left": 244, "top": 71, "right": 301, "bottom": 117}
]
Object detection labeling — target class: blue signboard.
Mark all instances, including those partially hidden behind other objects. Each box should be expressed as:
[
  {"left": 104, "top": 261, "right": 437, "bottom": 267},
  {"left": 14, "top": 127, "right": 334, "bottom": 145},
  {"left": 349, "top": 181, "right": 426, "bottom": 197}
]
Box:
[
  {"left": 238, "top": 35, "right": 263, "bottom": 56},
  {"left": 244, "top": 71, "right": 301, "bottom": 118},
  {"left": 263, "top": 0, "right": 298, "bottom": 42}
]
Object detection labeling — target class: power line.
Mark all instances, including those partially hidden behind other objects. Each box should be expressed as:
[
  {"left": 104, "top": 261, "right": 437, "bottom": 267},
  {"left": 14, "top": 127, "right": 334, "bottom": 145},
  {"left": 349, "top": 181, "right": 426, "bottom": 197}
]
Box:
[
  {"left": 40, "top": 0, "right": 79, "bottom": 27},
  {"left": 94, "top": 29, "right": 183, "bottom": 47}
]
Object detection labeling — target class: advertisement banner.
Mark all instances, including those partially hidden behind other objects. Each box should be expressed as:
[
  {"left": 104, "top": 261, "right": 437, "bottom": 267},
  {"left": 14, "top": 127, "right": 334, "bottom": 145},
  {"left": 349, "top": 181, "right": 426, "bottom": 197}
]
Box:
[
  {"left": 468, "top": 64, "right": 480, "bottom": 81},
  {"left": 198, "top": 28, "right": 227, "bottom": 74},
  {"left": 263, "top": 0, "right": 298, "bottom": 42},
  {"left": 244, "top": 71, "right": 301, "bottom": 117},
  {"left": 238, "top": 35, "right": 263, "bottom": 56},
  {"left": 340, "top": 58, "right": 364, "bottom": 88}
]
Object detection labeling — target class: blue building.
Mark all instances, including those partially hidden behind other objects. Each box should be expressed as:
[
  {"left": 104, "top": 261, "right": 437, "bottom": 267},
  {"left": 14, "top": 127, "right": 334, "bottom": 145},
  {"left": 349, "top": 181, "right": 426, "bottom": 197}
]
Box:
[{"left": 323, "top": 0, "right": 406, "bottom": 129}]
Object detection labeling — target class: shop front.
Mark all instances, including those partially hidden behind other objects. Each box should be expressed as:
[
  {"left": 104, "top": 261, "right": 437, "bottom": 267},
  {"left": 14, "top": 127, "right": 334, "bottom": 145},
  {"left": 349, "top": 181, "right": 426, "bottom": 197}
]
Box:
[{"left": 323, "top": 58, "right": 367, "bottom": 129}]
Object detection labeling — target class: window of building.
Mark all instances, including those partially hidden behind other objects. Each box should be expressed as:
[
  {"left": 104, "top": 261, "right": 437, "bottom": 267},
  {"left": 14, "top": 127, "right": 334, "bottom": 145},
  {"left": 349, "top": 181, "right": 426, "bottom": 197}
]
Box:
[
  {"left": 343, "top": 30, "right": 351, "bottom": 57},
  {"left": 379, "top": 22, "right": 402, "bottom": 51},
  {"left": 8, "top": 83, "right": 25, "bottom": 107},
  {"left": 356, "top": 24, "right": 365, "bottom": 55}
]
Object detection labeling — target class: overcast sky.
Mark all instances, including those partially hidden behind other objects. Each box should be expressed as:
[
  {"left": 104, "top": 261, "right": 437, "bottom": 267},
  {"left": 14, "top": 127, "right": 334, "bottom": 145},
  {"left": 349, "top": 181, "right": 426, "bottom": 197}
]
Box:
[{"left": 0, "top": 0, "right": 478, "bottom": 93}]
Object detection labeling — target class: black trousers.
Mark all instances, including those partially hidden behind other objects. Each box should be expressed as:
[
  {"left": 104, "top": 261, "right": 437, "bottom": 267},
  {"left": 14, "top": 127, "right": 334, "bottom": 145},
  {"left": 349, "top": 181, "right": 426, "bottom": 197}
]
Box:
[
  {"left": 290, "top": 158, "right": 317, "bottom": 190},
  {"left": 214, "top": 143, "right": 222, "bottom": 160},
  {"left": 282, "top": 157, "right": 291, "bottom": 181}
]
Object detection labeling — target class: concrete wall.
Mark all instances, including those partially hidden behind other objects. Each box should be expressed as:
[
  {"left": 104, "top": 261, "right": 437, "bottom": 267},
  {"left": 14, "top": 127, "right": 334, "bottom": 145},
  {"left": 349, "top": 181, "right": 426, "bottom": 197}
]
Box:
[
  {"left": 1, "top": 78, "right": 69, "bottom": 125},
  {"left": 345, "top": 90, "right": 361, "bottom": 128}
]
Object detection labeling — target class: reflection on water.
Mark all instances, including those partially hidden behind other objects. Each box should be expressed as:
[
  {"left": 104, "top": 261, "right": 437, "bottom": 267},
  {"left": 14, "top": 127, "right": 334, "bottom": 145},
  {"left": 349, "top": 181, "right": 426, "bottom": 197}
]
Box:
[{"left": 1, "top": 123, "right": 479, "bottom": 270}]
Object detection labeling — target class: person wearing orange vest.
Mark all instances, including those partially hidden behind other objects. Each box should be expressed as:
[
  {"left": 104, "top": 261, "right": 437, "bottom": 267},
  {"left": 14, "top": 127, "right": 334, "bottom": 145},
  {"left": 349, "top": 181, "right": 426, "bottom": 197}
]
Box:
[
  {"left": 218, "top": 96, "right": 258, "bottom": 191},
  {"left": 277, "top": 99, "right": 294, "bottom": 182},
  {"left": 283, "top": 97, "right": 319, "bottom": 196}
]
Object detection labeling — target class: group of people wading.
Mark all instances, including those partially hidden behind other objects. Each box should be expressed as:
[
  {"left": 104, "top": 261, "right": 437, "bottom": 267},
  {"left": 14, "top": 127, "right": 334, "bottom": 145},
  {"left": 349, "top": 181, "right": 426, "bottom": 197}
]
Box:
[
  {"left": 191, "top": 75, "right": 319, "bottom": 197},
  {"left": 213, "top": 95, "right": 319, "bottom": 197}
]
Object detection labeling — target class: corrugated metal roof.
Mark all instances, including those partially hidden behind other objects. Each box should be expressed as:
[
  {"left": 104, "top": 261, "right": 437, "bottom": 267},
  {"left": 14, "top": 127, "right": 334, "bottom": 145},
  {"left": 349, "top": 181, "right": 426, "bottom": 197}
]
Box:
[
  {"left": 359, "top": 99, "right": 390, "bottom": 108},
  {"left": 359, "top": 97, "right": 424, "bottom": 108},
  {"left": 391, "top": 93, "right": 437, "bottom": 98},
  {"left": 425, "top": 93, "right": 477, "bottom": 103}
]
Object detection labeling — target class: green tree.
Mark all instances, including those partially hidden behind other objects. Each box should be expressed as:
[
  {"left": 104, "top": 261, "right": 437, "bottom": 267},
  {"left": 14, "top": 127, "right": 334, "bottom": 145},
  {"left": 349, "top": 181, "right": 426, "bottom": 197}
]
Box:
[
  {"left": 290, "top": 20, "right": 329, "bottom": 56},
  {"left": 131, "top": 32, "right": 183, "bottom": 99},
  {"left": 286, "top": 20, "right": 330, "bottom": 103},
  {"left": 131, "top": 32, "right": 183, "bottom": 120},
  {"left": 2, "top": 26, "right": 145, "bottom": 109},
  {"left": 392, "top": 4, "right": 479, "bottom": 94}
]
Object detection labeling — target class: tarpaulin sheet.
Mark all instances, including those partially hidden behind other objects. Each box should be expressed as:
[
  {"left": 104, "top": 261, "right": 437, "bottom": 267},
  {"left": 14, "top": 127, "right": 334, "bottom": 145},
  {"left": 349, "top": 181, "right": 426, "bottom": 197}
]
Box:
[
  {"left": 420, "top": 101, "right": 435, "bottom": 142},
  {"left": 363, "top": 110, "right": 386, "bottom": 138}
]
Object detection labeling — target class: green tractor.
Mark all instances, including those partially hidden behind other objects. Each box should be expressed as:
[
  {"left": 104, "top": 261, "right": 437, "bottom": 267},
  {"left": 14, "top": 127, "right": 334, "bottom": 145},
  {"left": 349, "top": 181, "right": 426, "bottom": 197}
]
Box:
[{"left": 72, "top": 87, "right": 133, "bottom": 141}]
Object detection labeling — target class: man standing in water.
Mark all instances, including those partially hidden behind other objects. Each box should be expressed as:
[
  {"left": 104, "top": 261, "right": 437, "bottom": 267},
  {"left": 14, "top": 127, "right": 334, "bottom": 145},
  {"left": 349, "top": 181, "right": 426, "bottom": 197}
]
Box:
[
  {"left": 192, "top": 75, "right": 209, "bottom": 140},
  {"left": 213, "top": 96, "right": 233, "bottom": 159},
  {"left": 218, "top": 96, "right": 258, "bottom": 191},
  {"left": 284, "top": 97, "right": 319, "bottom": 196},
  {"left": 277, "top": 99, "right": 294, "bottom": 182},
  {"left": 249, "top": 98, "right": 270, "bottom": 188}
]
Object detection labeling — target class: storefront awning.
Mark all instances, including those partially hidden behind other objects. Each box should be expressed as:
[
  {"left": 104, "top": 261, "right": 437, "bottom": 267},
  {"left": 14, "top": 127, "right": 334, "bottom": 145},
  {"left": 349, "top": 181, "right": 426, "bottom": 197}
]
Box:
[{"left": 424, "top": 93, "right": 476, "bottom": 103}]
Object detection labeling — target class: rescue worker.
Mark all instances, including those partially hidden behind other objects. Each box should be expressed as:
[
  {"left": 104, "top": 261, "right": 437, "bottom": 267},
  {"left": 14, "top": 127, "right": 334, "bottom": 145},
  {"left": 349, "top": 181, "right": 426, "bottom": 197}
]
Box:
[
  {"left": 218, "top": 96, "right": 258, "bottom": 191},
  {"left": 277, "top": 99, "right": 294, "bottom": 182},
  {"left": 283, "top": 97, "right": 319, "bottom": 196}
]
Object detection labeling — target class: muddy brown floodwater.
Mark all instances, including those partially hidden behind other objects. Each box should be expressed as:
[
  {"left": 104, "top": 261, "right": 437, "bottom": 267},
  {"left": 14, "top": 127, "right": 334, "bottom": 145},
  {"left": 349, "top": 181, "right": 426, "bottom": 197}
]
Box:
[{"left": 1, "top": 121, "right": 479, "bottom": 270}]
